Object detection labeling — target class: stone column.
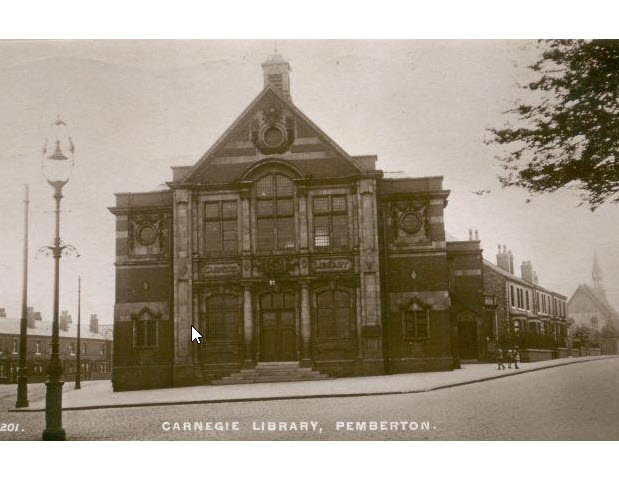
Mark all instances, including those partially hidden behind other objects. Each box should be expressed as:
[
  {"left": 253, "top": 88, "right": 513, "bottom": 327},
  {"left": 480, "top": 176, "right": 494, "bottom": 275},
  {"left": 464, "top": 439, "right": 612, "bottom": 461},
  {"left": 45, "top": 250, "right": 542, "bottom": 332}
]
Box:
[
  {"left": 300, "top": 281, "right": 312, "bottom": 367},
  {"left": 243, "top": 283, "right": 255, "bottom": 367}
]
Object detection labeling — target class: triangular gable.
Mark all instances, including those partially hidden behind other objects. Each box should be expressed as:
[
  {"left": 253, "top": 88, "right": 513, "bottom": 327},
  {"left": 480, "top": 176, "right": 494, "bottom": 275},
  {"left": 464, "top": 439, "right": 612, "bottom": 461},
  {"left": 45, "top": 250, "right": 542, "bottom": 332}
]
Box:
[
  {"left": 574, "top": 284, "right": 619, "bottom": 320},
  {"left": 181, "top": 85, "right": 365, "bottom": 184}
]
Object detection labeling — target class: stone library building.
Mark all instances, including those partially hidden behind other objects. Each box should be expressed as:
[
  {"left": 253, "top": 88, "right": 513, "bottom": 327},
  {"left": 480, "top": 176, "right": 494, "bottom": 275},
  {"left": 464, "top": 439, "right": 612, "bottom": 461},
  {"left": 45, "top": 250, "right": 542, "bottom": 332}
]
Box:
[{"left": 109, "top": 53, "right": 562, "bottom": 391}]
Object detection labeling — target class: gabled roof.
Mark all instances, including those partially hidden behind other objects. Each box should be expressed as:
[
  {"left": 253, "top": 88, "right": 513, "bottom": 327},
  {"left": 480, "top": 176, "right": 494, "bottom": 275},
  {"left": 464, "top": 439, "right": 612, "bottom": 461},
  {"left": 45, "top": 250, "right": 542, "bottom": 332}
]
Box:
[
  {"left": 180, "top": 84, "right": 366, "bottom": 185},
  {"left": 569, "top": 284, "right": 619, "bottom": 321},
  {"left": 0, "top": 317, "right": 110, "bottom": 341}
]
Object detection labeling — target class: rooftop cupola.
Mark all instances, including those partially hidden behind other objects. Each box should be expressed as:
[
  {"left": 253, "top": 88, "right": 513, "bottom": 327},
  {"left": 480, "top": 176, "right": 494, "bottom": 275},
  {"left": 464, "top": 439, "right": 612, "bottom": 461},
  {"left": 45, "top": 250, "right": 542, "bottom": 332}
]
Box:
[{"left": 261, "top": 47, "right": 291, "bottom": 99}]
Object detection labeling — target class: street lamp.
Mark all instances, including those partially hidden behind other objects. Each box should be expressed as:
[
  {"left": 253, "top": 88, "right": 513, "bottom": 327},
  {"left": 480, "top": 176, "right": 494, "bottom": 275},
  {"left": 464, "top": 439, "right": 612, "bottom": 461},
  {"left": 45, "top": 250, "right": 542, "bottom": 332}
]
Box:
[
  {"left": 15, "top": 185, "right": 30, "bottom": 408},
  {"left": 39, "top": 116, "right": 78, "bottom": 441}
]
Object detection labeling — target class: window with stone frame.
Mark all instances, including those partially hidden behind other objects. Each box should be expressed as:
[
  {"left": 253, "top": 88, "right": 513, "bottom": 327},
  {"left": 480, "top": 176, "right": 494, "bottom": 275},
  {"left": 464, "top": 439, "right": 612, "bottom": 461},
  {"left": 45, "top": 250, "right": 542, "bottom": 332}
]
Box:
[
  {"left": 316, "top": 289, "right": 352, "bottom": 340},
  {"left": 313, "top": 195, "right": 349, "bottom": 251},
  {"left": 204, "top": 294, "right": 241, "bottom": 342},
  {"left": 133, "top": 310, "right": 159, "bottom": 349},
  {"left": 204, "top": 200, "right": 238, "bottom": 256},
  {"left": 402, "top": 310, "right": 430, "bottom": 340},
  {"left": 526, "top": 291, "right": 530, "bottom": 310},
  {"left": 255, "top": 174, "right": 295, "bottom": 252}
]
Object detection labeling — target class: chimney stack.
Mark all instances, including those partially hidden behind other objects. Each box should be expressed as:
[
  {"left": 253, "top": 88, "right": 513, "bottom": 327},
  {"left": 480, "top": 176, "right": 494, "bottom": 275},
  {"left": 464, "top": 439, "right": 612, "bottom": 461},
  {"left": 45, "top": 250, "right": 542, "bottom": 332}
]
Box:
[
  {"left": 474, "top": 230, "right": 479, "bottom": 241},
  {"left": 521, "top": 260, "right": 534, "bottom": 283},
  {"left": 27, "top": 306, "right": 35, "bottom": 328},
  {"left": 497, "top": 244, "right": 511, "bottom": 272},
  {"left": 508, "top": 250, "right": 514, "bottom": 274},
  {"left": 468, "top": 229, "right": 473, "bottom": 240},
  {"left": 59, "top": 310, "right": 72, "bottom": 331},
  {"left": 90, "top": 313, "right": 99, "bottom": 334},
  {"left": 0, "top": 307, "right": 5, "bottom": 318}
]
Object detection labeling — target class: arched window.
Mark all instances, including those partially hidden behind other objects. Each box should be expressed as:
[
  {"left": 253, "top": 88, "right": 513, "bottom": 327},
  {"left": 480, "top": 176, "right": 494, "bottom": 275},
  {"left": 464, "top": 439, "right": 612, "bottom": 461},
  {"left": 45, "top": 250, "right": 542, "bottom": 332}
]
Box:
[
  {"left": 132, "top": 308, "right": 159, "bottom": 349},
  {"left": 316, "top": 289, "right": 352, "bottom": 339},
  {"left": 255, "top": 174, "right": 295, "bottom": 252},
  {"left": 205, "top": 294, "right": 240, "bottom": 341}
]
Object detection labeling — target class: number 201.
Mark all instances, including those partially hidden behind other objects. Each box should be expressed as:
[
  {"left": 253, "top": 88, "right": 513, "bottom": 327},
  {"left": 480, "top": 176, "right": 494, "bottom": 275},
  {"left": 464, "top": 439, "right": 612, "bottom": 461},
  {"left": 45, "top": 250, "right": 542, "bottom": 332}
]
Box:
[{"left": 0, "top": 423, "right": 20, "bottom": 432}]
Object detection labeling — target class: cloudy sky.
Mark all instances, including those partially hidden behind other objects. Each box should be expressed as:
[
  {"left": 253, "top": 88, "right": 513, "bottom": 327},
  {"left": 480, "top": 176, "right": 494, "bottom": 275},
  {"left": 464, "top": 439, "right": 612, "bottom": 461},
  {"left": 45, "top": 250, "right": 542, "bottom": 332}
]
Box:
[{"left": 1, "top": 39, "right": 617, "bottom": 324}]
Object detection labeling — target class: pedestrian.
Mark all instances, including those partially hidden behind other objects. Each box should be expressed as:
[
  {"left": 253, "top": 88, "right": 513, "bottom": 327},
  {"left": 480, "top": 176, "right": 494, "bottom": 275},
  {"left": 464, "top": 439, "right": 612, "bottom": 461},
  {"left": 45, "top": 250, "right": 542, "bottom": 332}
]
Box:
[
  {"left": 506, "top": 349, "right": 513, "bottom": 369},
  {"left": 513, "top": 346, "right": 520, "bottom": 369},
  {"left": 496, "top": 346, "right": 505, "bottom": 370}
]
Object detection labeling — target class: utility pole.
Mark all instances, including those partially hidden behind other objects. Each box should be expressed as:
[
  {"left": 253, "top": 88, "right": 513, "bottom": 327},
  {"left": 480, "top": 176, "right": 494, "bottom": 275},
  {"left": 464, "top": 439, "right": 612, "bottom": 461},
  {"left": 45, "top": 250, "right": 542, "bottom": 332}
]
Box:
[
  {"left": 16, "top": 185, "right": 29, "bottom": 408},
  {"left": 75, "top": 276, "right": 81, "bottom": 389}
]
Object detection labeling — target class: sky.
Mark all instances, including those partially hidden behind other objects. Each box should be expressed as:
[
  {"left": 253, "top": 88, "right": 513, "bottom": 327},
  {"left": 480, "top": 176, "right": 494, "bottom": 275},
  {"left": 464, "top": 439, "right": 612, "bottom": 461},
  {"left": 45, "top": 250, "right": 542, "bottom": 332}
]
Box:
[{"left": 0, "top": 39, "right": 617, "bottom": 324}]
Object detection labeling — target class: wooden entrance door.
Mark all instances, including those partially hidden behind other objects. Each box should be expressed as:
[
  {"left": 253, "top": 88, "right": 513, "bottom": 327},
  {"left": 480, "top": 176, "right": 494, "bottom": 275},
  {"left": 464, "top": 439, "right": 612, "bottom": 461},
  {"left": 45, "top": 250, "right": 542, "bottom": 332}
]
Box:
[
  {"left": 458, "top": 321, "right": 479, "bottom": 360},
  {"left": 260, "top": 292, "right": 297, "bottom": 362}
]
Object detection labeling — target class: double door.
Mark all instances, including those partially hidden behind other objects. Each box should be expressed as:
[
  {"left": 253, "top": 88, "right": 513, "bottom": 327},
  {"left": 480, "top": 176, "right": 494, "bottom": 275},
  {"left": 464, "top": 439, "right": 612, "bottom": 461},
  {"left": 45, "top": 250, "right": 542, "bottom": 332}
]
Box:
[{"left": 260, "top": 292, "right": 297, "bottom": 362}]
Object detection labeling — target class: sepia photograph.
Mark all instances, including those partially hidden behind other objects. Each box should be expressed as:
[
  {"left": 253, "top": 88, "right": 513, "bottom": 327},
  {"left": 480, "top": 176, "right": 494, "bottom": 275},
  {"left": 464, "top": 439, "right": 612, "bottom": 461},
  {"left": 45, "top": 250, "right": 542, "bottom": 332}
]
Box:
[{"left": 0, "top": 14, "right": 618, "bottom": 467}]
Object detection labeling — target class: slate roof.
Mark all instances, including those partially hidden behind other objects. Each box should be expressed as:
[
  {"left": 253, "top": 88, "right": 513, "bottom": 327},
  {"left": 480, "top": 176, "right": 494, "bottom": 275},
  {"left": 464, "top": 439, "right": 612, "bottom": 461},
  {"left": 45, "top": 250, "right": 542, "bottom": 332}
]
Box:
[
  {"left": 0, "top": 317, "right": 109, "bottom": 341},
  {"left": 570, "top": 284, "right": 619, "bottom": 323},
  {"left": 483, "top": 259, "right": 566, "bottom": 299}
]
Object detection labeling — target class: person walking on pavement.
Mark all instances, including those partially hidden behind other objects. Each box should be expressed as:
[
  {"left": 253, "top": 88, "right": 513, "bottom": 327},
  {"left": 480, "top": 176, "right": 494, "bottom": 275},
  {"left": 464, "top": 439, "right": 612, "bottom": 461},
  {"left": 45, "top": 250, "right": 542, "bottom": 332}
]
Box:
[
  {"left": 513, "top": 346, "right": 520, "bottom": 369},
  {"left": 496, "top": 346, "right": 505, "bottom": 370},
  {"left": 506, "top": 349, "right": 513, "bottom": 369}
]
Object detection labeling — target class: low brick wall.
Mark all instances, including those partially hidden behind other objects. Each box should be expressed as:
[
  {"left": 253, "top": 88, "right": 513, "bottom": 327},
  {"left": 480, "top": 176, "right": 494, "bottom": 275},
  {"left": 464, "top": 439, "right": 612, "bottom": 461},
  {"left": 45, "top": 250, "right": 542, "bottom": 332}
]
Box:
[
  {"left": 557, "top": 348, "right": 570, "bottom": 358},
  {"left": 520, "top": 348, "right": 554, "bottom": 362},
  {"left": 588, "top": 347, "right": 602, "bottom": 356}
]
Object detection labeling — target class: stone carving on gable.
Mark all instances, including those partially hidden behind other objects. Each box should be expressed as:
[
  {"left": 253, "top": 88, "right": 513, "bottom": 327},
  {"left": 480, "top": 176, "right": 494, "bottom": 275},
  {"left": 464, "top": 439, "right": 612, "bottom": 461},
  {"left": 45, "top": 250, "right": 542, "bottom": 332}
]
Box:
[
  {"left": 390, "top": 200, "right": 430, "bottom": 246},
  {"left": 128, "top": 212, "right": 170, "bottom": 257},
  {"left": 250, "top": 102, "right": 296, "bottom": 154}
]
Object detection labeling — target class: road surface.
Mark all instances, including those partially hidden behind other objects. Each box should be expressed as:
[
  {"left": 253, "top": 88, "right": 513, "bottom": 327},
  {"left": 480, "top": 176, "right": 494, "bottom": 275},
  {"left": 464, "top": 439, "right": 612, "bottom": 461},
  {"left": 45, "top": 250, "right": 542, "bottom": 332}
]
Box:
[{"left": 1, "top": 357, "right": 618, "bottom": 440}]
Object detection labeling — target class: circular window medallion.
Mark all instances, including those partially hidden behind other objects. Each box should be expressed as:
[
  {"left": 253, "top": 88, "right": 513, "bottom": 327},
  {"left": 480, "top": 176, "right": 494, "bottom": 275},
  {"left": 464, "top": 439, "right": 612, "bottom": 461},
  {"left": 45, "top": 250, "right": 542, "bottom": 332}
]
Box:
[
  {"left": 137, "top": 225, "right": 158, "bottom": 246},
  {"left": 262, "top": 125, "right": 285, "bottom": 148},
  {"left": 399, "top": 211, "right": 422, "bottom": 234}
]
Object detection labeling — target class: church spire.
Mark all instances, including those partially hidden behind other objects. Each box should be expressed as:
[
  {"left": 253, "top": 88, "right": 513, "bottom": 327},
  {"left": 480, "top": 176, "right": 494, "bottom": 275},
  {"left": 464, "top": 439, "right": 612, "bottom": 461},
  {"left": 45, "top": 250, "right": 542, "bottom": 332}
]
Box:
[{"left": 592, "top": 250, "right": 603, "bottom": 291}]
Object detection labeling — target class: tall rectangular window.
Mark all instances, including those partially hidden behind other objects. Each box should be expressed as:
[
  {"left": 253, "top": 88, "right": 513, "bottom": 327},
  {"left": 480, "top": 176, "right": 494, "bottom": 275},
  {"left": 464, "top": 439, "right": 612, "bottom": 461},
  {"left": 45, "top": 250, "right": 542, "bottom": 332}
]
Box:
[
  {"left": 510, "top": 285, "right": 515, "bottom": 307},
  {"left": 313, "top": 195, "right": 349, "bottom": 251},
  {"left": 526, "top": 291, "right": 530, "bottom": 310},
  {"left": 204, "top": 200, "right": 238, "bottom": 256},
  {"left": 256, "top": 175, "right": 295, "bottom": 252}
]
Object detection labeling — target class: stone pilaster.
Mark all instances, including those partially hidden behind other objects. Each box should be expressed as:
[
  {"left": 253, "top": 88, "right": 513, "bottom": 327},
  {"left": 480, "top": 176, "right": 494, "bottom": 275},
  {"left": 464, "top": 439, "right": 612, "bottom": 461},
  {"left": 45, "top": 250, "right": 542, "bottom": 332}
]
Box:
[
  {"left": 355, "top": 178, "right": 384, "bottom": 374},
  {"left": 297, "top": 187, "right": 309, "bottom": 252},
  {"left": 172, "top": 188, "right": 196, "bottom": 385},
  {"left": 243, "top": 283, "right": 255, "bottom": 367},
  {"left": 300, "top": 281, "right": 312, "bottom": 367}
]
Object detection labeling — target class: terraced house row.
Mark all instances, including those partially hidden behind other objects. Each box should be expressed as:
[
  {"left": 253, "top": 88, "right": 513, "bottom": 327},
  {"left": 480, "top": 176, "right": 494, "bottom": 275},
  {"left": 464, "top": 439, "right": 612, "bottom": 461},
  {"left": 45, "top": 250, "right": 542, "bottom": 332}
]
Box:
[{"left": 109, "top": 53, "right": 568, "bottom": 391}]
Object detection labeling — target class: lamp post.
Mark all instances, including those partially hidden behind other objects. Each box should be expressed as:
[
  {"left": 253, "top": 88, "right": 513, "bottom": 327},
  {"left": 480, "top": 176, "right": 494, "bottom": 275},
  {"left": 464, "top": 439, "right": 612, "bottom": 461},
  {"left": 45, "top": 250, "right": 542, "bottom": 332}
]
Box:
[
  {"left": 15, "top": 185, "right": 30, "bottom": 408},
  {"left": 75, "top": 275, "right": 81, "bottom": 390},
  {"left": 39, "top": 116, "right": 78, "bottom": 441}
]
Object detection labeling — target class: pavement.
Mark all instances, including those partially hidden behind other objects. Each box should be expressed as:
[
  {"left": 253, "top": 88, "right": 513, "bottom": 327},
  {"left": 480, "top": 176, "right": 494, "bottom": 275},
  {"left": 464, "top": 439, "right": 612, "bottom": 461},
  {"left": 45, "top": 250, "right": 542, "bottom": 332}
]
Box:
[{"left": 6, "top": 354, "right": 615, "bottom": 412}]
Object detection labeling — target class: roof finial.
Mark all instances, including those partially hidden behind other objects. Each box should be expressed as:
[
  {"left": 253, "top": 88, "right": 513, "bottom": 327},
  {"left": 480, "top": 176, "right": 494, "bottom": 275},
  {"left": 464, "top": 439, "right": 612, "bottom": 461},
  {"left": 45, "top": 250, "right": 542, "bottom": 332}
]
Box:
[{"left": 274, "top": 39, "right": 278, "bottom": 54}]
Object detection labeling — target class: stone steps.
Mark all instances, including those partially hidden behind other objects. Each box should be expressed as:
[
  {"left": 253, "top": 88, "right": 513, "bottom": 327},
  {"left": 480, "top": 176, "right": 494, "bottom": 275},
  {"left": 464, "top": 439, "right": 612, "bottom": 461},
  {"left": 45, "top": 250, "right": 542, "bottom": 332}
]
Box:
[{"left": 210, "top": 362, "right": 330, "bottom": 385}]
